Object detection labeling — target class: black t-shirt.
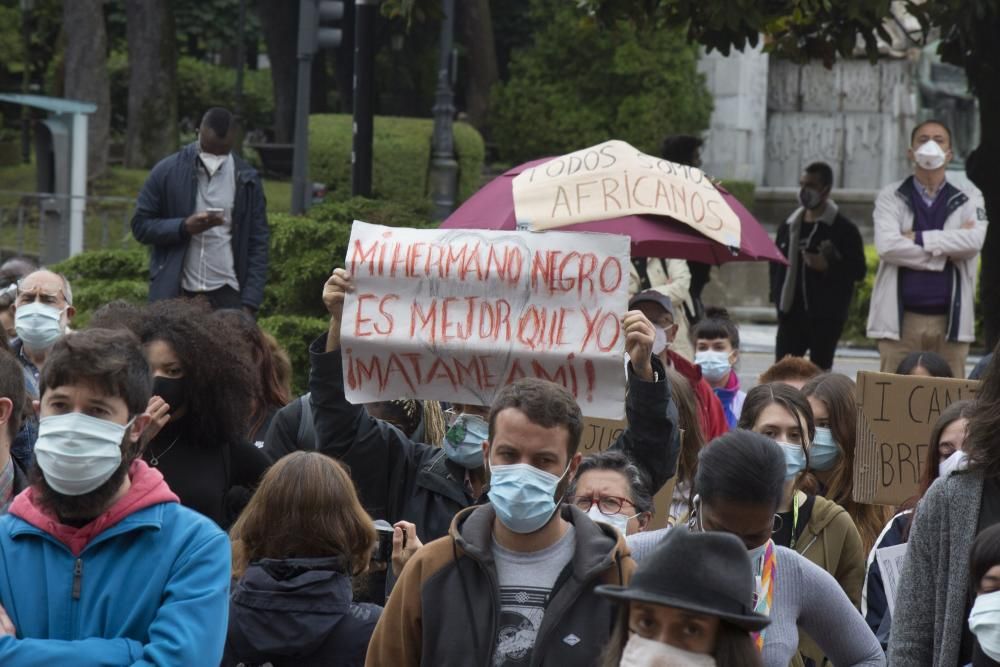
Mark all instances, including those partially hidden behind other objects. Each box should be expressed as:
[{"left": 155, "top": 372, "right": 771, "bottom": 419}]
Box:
[{"left": 773, "top": 494, "right": 816, "bottom": 549}]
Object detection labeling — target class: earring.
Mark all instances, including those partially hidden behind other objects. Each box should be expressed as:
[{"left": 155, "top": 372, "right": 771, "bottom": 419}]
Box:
[{"left": 772, "top": 514, "right": 784, "bottom": 534}]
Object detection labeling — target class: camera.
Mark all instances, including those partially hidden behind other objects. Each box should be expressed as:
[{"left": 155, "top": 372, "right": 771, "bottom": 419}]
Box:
[{"left": 372, "top": 520, "right": 394, "bottom": 563}]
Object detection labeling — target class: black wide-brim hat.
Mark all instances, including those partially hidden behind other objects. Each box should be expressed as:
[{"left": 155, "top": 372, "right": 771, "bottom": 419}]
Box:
[{"left": 596, "top": 528, "right": 771, "bottom": 632}]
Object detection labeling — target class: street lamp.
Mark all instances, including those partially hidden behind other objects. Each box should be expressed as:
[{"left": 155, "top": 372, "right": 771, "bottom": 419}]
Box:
[{"left": 429, "top": 0, "right": 458, "bottom": 220}]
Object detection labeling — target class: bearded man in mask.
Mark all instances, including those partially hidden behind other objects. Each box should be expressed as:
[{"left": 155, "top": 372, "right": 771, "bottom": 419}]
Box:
[
  {"left": 867, "top": 120, "right": 987, "bottom": 378},
  {"left": 0, "top": 328, "right": 230, "bottom": 664},
  {"left": 769, "top": 161, "right": 866, "bottom": 371},
  {"left": 131, "top": 107, "right": 269, "bottom": 315},
  {"left": 312, "top": 269, "right": 675, "bottom": 601}
]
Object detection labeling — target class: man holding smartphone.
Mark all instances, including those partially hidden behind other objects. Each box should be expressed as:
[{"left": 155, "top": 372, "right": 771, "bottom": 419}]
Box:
[{"left": 132, "top": 107, "right": 269, "bottom": 314}]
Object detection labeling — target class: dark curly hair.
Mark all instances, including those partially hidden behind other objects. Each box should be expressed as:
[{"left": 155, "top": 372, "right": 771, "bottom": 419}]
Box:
[
  {"left": 213, "top": 310, "right": 291, "bottom": 438},
  {"left": 137, "top": 299, "right": 258, "bottom": 447}
]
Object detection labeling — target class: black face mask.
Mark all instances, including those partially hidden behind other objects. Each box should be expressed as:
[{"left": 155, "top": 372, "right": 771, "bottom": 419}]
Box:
[{"left": 152, "top": 376, "right": 186, "bottom": 413}]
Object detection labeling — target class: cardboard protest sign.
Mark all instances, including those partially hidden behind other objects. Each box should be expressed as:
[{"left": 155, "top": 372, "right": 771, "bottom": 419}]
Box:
[
  {"left": 580, "top": 415, "right": 676, "bottom": 531},
  {"left": 340, "top": 220, "right": 631, "bottom": 419},
  {"left": 511, "top": 139, "right": 741, "bottom": 248},
  {"left": 854, "top": 371, "right": 979, "bottom": 505}
]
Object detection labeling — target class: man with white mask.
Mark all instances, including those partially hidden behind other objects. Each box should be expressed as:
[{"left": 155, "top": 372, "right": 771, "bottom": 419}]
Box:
[
  {"left": 11, "top": 269, "right": 74, "bottom": 388},
  {"left": 132, "top": 107, "right": 269, "bottom": 314},
  {"left": 867, "top": 120, "right": 988, "bottom": 378},
  {"left": 0, "top": 328, "right": 230, "bottom": 664}
]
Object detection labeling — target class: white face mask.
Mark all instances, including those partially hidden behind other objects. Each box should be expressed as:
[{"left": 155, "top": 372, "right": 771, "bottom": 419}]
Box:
[
  {"left": 970, "top": 590, "right": 1000, "bottom": 661},
  {"left": 199, "top": 152, "right": 228, "bottom": 176},
  {"left": 15, "top": 301, "right": 66, "bottom": 350},
  {"left": 652, "top": 326, "right": 668, "bottom": 355},
  {"left": 914, "top": 140, "right": 947, "bottom": 171},
  {"left": 939, "top": 449, "right": 968, "bottom": 479},
  {"left": 586, "top": 505, "right": 635, "bottom": 536},
  {"left": 619, "top": 633, "right": 717, "bottom": 667},
  {"left": 34, "top": 413, "right": 132, "bottom": 496}
]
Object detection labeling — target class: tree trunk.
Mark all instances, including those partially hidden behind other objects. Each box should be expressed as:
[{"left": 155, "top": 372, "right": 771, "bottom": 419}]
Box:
[
  {"left": 63, "top": 0, "right": 111, "bottom": 180},
  {"left": 258, "top": 0, "right": 298, "bottom": 142},
  {"left": 459, "top": 0, "right": 499, "bottom": 135},
  {"left": 124, "top": 0, "right": 178, "bottom": 168}
]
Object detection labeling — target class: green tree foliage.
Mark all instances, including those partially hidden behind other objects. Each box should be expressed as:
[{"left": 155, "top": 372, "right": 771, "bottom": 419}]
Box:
[{"left": 489, "top": 0, "right": 713, "bottom": 164}]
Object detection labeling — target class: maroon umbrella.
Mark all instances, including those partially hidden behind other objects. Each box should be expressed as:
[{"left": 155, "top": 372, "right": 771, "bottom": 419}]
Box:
[{"left": 442, "top": 159, "right": 786, "bottom": 265}]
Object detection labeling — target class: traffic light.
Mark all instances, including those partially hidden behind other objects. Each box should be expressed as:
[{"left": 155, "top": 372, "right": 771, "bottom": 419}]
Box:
[{"left": 299, "top": 0, "right": 344, "bottom": 55}]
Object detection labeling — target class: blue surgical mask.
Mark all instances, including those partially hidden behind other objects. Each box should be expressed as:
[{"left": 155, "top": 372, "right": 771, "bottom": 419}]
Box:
[
  {"left": 809, "top": 427, "right": 840, "bottom": 471},
  {"left": 15, "top": 301, "right": 65, "bottom": 350},
  {"left": 776, "top": 441, "right": 806, "bottom": 481},
  {"left": 487, "top": 461, "right": 570, "bottom": 534},
  {"left": 443, "top": 414, "right": 489, "bottom": 469},
  {"left": 695, "top": 350, "right": 732, "bottom": 383}
]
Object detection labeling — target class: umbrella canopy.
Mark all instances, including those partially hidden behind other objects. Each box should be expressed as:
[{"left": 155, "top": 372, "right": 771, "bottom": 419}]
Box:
[{"left": 442, "top": 158, "right": 786, "bottom": 265}]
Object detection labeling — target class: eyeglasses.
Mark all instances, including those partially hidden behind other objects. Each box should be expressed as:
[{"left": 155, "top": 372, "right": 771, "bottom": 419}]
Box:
[
  {"left": 15, "top": 283, "right": 66, "bottom": 307},
  {"left": 569, "top": 495, "right": 635, "bottom": 516}
]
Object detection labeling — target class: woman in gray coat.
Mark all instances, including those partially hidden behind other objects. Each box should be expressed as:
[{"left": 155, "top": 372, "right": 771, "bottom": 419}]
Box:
[{"left": 889, "top": 354, "right": 1000, "bottom": 666}]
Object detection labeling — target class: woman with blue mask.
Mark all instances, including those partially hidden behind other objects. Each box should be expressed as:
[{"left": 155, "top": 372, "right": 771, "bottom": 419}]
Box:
[
  {"left": 687, "top": 430, "right": 883, "bottom": 666},
  {"left": 802, "top": 374, "right": 894, "bottom": 555},
  {"left": 567, "top": 450, "right": 653, "bottom": 536},
  {"left": 738, "top": 382, "right": 867, "bottom": 667},
  {"left": 692, "top": 308, "right": 745, "bottom": 430}
]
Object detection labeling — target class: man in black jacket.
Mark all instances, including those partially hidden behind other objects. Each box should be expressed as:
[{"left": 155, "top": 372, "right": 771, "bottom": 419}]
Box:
[
  {"left": 311, "top": 269, "right": 677, "bottom": 549},
  {"left": 770, "top": 162, "right": 867, "bottom": 370},
  {"left": 131, "top": 107, "right": 269, "bottom": 314}
]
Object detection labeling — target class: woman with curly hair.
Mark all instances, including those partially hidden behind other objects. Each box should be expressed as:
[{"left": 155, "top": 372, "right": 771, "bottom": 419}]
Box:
[
  {"left": 213, "top": 310, "right": 291, "bottom": 447},
  {"left": 138, "top": 299, "right": 269, "bottom": 528}
]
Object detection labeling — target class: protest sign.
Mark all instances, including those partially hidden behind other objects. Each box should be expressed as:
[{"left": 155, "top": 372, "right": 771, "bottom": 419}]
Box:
[
  {"left": 853, "top": 371, "right": 979, "bottom": 505},
  {"left": 511, "top": 139, "right": 741, "bottom": 248},
  {"left": 875, "top": 542, "right": 909, "bottom": 617},
  {"left": 340, "top": 220, "right": 631, "bottom": 419},
  {"left": 580, "top": 415, "right": 676, "bottom": 531}
]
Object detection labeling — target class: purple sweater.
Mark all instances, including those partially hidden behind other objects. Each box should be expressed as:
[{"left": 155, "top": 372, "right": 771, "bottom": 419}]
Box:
[{"left": 899, "top": 182, "right": 951, "bottom": 313}]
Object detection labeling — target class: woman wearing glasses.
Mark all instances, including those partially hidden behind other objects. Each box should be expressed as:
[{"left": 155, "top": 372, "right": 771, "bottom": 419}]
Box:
[{"left": 567, "top": 450, "right": 654, "bottom": 536}]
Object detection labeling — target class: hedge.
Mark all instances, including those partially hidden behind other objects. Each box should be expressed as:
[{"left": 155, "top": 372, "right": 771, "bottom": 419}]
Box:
[{"left": 308, "top": 114, "right": 485, "bottom": 205}]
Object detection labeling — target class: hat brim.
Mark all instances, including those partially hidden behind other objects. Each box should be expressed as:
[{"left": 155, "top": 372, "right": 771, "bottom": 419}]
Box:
[{"left": 595, "top": 584, "right": 771, "bottom": 633}]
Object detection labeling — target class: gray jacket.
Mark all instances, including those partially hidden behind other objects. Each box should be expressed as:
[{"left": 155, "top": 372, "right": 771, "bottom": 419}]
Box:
[{"left": 888, "top": 469, "right": 983, "bottom": 666}]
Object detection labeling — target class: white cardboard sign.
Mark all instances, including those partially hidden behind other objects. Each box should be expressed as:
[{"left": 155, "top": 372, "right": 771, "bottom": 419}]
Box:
[
  {"left": 511, "top": 139, "right": 741, "bottom": 248},
  {"left": 340, "top": 221, "right": 631, "bottom": 419}
]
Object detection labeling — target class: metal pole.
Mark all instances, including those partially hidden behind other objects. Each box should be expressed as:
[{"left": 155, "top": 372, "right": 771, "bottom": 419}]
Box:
[
  {"left": 68, "top": 112, "right": 88, "bottom": 256},
  {"left": 352, "top": 0, "right": 379, "bottom": 197},
  {"left": 291, "top": 0, "right": 315, "bottom": 215},
  {"left": 429, "top": 0, "right": 458, "bottom": 220}
]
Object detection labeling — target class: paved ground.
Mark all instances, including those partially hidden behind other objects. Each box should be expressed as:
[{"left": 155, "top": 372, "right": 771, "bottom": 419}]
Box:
[{"left": 735, "top": 323, "right": 980, "bottom": 390}]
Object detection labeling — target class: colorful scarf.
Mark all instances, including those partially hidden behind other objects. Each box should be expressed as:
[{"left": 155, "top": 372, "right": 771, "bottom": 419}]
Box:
[
  {"left": 751, "top": 540, "right": 776, "bottom": 652},
  {"left": 712, "top": 371, "right": 741, "bottom": 429}
]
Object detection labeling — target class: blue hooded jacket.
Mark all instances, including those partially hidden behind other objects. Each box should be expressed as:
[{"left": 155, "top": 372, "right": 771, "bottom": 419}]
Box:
[{"left": 0, "top": 461, "right": 231, "bottom": 666}]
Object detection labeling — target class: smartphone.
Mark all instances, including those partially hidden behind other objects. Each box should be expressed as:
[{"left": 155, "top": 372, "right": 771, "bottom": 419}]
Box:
[
  {"left": 372, "top": 520, "right": 394, "bottom": 563},
  {"left": 206, "top": 207, "right": 225, "bottom": 219}
]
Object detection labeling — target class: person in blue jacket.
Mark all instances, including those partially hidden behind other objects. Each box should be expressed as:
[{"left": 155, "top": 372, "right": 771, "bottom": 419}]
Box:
[
  {"left": 0, "top": 328, "right": 231, "bottom": 665},
  {"left": 131, "top": 107, "right": 269, "bottom": 314}
]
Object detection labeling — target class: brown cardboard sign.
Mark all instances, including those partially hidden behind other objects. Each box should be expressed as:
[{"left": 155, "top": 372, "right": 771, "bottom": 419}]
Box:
[
  {"left": 579, "top": 416, "right": 677, "bottom": 530},
  {"left": 854, "top": 371, "right": 979, "bottom": 506}
]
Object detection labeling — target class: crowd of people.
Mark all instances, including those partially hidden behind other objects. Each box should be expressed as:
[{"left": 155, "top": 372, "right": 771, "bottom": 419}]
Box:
[{"left": 0, "top": 109, "right": 992, "bottom": 667}]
